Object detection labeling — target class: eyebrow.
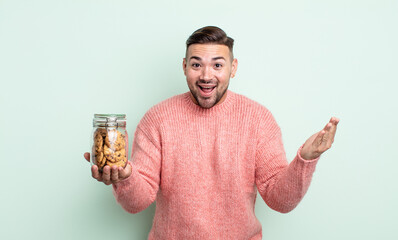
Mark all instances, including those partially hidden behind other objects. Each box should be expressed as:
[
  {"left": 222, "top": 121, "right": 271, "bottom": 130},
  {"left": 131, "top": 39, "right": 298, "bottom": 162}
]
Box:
[{"left": 189, "top": 56, "right": 226, "bottom": 61}]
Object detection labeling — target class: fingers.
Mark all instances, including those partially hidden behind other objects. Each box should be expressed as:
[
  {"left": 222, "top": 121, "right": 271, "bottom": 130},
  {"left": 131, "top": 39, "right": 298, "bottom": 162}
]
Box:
[
  {"left": 330, "top": 116, "right": 340, "bottom": 125},
  {"left": 315, "top": 117, "right": 340, "bottom": 152},
  {"left": 101, "top": 166, "right": 112, "bottom": 185},
  {"left": 90, "top": 160, "right": 131, "bottom": 185},
  {"left": 325, "top": 117, "right": 339, "bottom": 144},
  {"left": 310, "top": 129, "right": 325, "bottom": 157},
  {"left": 84, "top": 152, "right": 90, "bottom": 162},
  {"left": 111, "top": 166, "right": 119, "bottom": 182},
  {"left": 302, "top": 117, "right": 340, "bottom": 160},
  {"left": 91, "top": 165, "right": 102, "bottom": 181},
  {"left": 92, "top": 165, "right": 128, "bottom": 185},
  {"left": 329, "top": 117, "right": 339, "bottom": 140}
]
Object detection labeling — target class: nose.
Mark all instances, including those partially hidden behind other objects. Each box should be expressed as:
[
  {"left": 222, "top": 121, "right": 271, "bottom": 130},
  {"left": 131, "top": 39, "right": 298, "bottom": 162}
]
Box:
[{"left": 200, "top": 66, "right": 213, "bottom": 81}]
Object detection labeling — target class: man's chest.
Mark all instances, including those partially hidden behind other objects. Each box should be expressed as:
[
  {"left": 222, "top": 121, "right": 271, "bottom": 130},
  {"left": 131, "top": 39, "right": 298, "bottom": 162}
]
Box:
[{"left": 158, "top": 118, "right": 258, "bottom": 195}]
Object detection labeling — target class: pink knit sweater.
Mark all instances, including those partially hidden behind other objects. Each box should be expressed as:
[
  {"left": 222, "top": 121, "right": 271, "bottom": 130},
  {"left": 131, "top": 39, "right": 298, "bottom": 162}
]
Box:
[{"left": 113, "top": 91, "right": 319, "bottom": 239}]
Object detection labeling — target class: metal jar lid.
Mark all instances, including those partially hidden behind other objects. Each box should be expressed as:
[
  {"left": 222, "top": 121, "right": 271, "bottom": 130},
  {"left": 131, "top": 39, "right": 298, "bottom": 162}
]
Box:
[{"left": 93, "top": 114, "right": 126, "bottom": 127}]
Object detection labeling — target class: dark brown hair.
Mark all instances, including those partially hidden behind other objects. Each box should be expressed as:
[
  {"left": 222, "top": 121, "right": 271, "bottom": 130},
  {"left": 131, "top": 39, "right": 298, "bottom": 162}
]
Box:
[{"left": 186, "top": 26, "right": 234, "bottom": 57}]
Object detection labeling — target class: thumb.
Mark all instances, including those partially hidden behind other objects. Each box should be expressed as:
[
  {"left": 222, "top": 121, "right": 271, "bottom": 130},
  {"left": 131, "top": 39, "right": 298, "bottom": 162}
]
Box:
[{"left": 84, "top": 152, "right": 90, "bottom": 162}]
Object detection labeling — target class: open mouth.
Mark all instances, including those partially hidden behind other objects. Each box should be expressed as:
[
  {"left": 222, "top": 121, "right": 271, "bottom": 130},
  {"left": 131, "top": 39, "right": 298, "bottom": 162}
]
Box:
[
  {"left": 198, "top": 85, "right": 216, "bottom": 97},
  {"left": 199, "top": 86, "right": 215, "bottom": 92}
]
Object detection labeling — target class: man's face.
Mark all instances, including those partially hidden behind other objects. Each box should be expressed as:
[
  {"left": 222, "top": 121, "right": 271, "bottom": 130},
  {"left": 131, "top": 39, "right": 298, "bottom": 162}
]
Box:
[{"left": 183, "top": 44, "right": 238, "bottom": 109}]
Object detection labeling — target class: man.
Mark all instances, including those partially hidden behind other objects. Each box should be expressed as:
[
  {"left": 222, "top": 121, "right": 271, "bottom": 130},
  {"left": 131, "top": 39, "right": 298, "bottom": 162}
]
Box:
[{"left": 84, "top": 26, "right": 339, "bottom": 239}]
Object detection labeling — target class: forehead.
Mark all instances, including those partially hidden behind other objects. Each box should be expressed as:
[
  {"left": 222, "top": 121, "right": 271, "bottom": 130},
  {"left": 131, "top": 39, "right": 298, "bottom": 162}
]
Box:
[{"left": 186, "top": 44, "right": 231, "bottom": 61}]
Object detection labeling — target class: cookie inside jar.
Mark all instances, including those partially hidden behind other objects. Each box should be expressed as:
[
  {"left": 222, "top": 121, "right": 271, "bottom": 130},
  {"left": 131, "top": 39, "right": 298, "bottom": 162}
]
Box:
[{"left": 92, "top": 114, "right": 128, "bottom": 171}]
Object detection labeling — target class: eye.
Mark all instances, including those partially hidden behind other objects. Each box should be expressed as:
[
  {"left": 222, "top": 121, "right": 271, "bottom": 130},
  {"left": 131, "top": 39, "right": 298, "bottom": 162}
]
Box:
[
  {"left": 192, "top": 63, "right": 200, "bottom": 68},
  {"left": 215, "top": 63, "right": 222, "bottom": 68}
]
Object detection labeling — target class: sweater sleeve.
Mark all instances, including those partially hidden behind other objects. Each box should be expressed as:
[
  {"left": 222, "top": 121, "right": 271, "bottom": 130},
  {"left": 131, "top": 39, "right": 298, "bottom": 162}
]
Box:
[
  {"left": 255, "top": 112, "right": 319, "bottom": 213},
  {"left": 112, "top": 116, "right": 162, "bottom": 214}
]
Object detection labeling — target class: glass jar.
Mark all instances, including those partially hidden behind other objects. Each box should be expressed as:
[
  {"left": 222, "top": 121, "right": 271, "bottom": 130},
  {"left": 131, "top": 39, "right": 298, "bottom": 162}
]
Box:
[{"left": 91, "top": 114, "right": 128, "bottom": 171}]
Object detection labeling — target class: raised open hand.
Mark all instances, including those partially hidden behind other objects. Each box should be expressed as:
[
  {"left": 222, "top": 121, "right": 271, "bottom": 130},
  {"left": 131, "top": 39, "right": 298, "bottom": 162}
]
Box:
[{"left": 300, "top": 117, "right": 340, "bottom": 160}]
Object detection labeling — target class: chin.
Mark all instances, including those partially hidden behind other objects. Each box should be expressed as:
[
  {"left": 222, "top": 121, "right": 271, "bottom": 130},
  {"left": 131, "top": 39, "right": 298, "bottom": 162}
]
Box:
[
  {"left": 198, "top": 98, "right": 217, "bottom": 109},
  {"left": 194, "top": 93, "right": 218, "bottom": 108},
  {"left": 189, "top": 87, "right": 225, "bottom": 109}
]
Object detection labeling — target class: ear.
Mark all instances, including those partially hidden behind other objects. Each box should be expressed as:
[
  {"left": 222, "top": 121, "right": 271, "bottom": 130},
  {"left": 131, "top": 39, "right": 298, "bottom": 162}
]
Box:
[
  {"left": 230, "top": 58, "right": 238, "bottom": 78},
  {"left": 182, "top": 58, "right": 187, "bottom": 76}
]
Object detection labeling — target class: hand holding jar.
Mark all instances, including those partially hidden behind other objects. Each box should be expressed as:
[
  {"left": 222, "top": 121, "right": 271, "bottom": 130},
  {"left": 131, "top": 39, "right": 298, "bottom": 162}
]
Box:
[
  {"left": 83, "top": 114, "right": 132, "bottom": 185},
  {"left": 84, "top": 152, "right": 132, "bottom": 185}
]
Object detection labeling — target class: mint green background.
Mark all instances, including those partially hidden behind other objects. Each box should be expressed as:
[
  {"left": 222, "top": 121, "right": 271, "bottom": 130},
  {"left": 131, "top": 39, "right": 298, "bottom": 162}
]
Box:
[{"left": 1, "top": 0, "right": 397, "bottom": 239}]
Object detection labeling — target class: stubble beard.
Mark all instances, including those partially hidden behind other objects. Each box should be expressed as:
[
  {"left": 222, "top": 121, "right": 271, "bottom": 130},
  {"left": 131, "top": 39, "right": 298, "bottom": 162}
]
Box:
[{"left": 190, "top": 83, "right": 229, "bottom": 109}]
